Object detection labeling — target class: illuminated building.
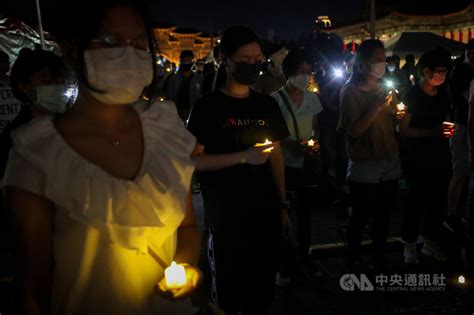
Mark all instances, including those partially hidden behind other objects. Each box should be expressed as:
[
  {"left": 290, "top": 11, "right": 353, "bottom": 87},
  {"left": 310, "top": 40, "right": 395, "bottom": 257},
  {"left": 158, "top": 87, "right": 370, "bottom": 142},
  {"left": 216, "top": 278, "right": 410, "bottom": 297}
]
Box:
[
  {"left": 316, "top": 16, "right": 332, "bottom": 29},
  {"left": 332, "top": 3, "right": 474, "bottom": 49},
  {"left": 153, "top": 23, "right": 217, "bottom": 64}
]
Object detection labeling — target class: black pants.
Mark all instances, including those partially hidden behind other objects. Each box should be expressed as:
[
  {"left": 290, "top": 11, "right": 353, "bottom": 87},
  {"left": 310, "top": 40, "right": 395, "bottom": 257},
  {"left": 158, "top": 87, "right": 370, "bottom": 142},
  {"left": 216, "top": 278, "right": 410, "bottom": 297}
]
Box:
[
  {"left": 401, "top": 167, "right": 450, "bottom": 243},
  {"left": 347, "top": 180, "right": 398, "bottom": 257},
  {"left": 466, "top": 174, "right": 474, "bottom": 265},
  {"left": 285, "top": 166, "right": 313, "bottom": 261},
  {"left": 319, "top": 128, "right": 348, "bottom": 186},
  {"left": 208, "top": 215, "right": 280, "bottom": 315}
]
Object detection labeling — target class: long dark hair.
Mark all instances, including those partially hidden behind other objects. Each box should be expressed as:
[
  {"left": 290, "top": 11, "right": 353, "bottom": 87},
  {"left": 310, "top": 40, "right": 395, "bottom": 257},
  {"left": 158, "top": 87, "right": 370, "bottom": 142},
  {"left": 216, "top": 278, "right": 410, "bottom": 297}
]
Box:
[
  {"left": 349, "top": 39, "right": 384, "bottom": 86},
  {"left": 55, "top": 0, "right": 157, "bottom": 103}
]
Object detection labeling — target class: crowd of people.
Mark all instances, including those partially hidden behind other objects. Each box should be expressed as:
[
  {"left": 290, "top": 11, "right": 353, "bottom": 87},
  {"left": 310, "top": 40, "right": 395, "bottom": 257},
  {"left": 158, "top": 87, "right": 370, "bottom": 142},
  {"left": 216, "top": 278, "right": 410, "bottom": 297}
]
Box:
[{"left": 0, "top": 0, "right": 473, "bottom": 314}]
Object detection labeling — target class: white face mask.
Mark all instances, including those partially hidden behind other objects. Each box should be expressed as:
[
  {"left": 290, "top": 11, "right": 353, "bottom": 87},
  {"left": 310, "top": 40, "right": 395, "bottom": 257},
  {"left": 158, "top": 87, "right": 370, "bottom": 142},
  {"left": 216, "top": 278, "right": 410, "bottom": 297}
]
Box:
[
  {"left": 370, "top": 62, "right": 386, "bottom": 79},
  {"left": 84, "top": 47, "right": 153, "bottom": 105},
  {"left": 35, "top": 85, "right": 69, "bottom": 114},
  {"left": 288, "top": 74, "right": 309, "bottom": 91}
]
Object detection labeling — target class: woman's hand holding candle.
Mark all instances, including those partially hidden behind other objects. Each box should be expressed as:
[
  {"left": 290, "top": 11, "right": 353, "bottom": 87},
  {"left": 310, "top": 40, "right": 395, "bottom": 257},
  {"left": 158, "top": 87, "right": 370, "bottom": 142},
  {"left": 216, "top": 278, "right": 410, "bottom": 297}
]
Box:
[
  {"left": 155, "top": 261, "right": 202, "bottom": 301},
  {"left": 239, "top": 140, "right": 273, "bottom": 165},
  {"left": 254, "top": 139, "right": 274, "bottom": 153},
  {"left": 395, "top": 102, "right": 407, "bottom": 120},
  {"left": 301, "top": 138, "right": 320, "bottom": 155}
]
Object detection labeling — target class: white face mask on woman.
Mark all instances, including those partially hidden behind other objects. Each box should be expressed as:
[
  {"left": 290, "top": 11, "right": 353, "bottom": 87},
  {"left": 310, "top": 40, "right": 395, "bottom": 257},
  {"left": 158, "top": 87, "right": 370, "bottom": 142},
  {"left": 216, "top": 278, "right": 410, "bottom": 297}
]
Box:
[
  {"left": 288, "top": 74, "right": 310, "bottom": 91},
  {"left": 370, "top": 62, "right": 386, "bottom": 79},
  {"left": 35, "top": 85, "right": 69, "bottom": 114},
  {"left": 84, "top": 46, "right": 152, "bottom": 104}
]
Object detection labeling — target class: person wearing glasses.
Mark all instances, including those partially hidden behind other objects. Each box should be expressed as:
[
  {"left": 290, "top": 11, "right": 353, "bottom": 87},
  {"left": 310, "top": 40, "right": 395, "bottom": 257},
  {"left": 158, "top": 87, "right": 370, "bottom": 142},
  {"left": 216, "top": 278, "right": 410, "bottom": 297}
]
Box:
[
  {"left": 399, "top": 48, "right": 453, "bottom": 264},
  {"left": 3, "top": 1, "right": 201, "bottom": 314}
]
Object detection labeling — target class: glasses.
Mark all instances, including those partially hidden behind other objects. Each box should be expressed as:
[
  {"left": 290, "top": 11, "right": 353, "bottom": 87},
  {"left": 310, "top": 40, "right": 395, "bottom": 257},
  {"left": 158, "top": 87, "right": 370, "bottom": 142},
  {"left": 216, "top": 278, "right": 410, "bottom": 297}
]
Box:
[
  {"left": 433, "top": 69, "right": 448, "bottom": 75},
  {"left": 91, "top": 33, "right": 151, "bottom": 59}
]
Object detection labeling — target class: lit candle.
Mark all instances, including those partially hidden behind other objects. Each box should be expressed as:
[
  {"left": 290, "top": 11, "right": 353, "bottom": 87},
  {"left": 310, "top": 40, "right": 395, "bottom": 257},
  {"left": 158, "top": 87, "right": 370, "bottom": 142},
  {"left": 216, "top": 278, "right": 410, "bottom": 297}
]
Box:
[
  {"left": 458, "top": 275, "right": 466, "bottom": 284},
  {"left": 307, "top": 139, "right": 315, "bottom": 147},
  {"left": 442, "top": 122, "right": 455, "bottom": 136},
  {"left": 396, "top": 102, "right": 406, "bottom": 112},
  {"left": 255, "top": 139, "right": 273, "bottom": 153},
  {"left": 165, "top": 261, "right": 187, "bottom": 290}
]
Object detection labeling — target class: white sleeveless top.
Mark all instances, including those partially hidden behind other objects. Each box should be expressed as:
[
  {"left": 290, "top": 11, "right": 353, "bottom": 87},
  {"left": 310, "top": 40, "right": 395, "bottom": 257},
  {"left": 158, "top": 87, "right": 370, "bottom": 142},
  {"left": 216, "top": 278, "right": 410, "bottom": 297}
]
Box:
[{"left": 3, "top": 100, "right": 196, "bottom": 314}]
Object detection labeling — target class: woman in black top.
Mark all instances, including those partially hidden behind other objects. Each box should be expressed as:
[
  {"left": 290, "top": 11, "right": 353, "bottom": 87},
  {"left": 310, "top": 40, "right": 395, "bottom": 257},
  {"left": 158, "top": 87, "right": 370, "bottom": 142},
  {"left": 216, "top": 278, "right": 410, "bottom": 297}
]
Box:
[
  {"left": 400, "top": 48, "right": 453, "bottom": 264},
  {"left": 187, "top": 26, "right": 291, "bottom": 314}
]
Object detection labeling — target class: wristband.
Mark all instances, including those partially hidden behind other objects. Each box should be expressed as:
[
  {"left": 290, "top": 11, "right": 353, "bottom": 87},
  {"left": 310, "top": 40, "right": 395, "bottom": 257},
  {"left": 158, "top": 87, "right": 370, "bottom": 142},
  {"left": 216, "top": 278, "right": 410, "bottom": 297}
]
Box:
[{"left": 240, "top": 153, "right": 247, "bottom": 164}]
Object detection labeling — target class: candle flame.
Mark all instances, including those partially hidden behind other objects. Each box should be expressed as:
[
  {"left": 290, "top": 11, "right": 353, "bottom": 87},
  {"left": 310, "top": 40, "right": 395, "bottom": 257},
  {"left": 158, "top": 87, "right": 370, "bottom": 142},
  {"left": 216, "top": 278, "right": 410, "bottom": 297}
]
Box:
[{"left": 165, "top": 261, "right": 187, "bottom": 289}]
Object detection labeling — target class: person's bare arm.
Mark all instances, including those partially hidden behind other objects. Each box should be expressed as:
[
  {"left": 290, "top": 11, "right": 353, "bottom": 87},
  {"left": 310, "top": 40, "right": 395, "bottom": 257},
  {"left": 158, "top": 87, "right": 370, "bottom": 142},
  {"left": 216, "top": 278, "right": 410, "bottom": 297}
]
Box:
[
  {"left": 312, "top": 114, "right": 320, "bottom": 138},
  {"left": 154, "top": 189, "right": 203, "bottom": 301},
  {"left": 268, "top": 143, "right": 292, "bottom": 239},
  {"left": 191, "top": 143, "right": 272, "bottom": 172},
  {"left": 345, "top": 100, "right": 386, "bottom": 138},
  {"left": 340, "top": 90, "right": 391, "bottom": 138},
  {"left": 174, "top": 190, "right": 201, "bottom": 266},
  {"left": 5, "top": 187, "right": 54, "bottom": 315}
]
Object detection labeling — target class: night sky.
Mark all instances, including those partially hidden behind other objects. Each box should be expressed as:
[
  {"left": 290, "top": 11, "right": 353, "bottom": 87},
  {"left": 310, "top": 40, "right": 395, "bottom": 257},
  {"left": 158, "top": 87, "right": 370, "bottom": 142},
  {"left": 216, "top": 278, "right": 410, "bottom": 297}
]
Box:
[
  {"left": 151, "top": 0, "right": 365, "bottom": 40},
  {"left": 1, "top": 0, "right": 471, "bottom": 41}
]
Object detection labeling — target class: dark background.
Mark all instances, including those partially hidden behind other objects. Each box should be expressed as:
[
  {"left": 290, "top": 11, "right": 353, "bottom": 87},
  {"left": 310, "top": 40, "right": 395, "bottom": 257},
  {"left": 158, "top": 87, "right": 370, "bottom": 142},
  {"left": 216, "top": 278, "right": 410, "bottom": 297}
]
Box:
[{"left": 0, "top": 0, "right": 472, "bottom": 40}]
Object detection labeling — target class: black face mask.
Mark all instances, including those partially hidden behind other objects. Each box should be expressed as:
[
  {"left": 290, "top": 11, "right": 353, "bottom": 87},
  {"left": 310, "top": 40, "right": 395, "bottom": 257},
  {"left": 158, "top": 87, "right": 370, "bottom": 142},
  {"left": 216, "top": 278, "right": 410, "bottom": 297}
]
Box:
[
  {"left": 229, "top": 60, "right": 262, "bottom": 86},
  {"left": 180, "top": 63, "right": 194, "bottom": 71}
]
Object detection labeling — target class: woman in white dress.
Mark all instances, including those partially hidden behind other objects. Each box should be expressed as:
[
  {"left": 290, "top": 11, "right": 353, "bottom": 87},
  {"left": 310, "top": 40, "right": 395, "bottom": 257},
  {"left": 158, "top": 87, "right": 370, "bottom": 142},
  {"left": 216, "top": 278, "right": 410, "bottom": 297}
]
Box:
[{"left": 3, "top": 1, "right": 201, "bottom": 314}]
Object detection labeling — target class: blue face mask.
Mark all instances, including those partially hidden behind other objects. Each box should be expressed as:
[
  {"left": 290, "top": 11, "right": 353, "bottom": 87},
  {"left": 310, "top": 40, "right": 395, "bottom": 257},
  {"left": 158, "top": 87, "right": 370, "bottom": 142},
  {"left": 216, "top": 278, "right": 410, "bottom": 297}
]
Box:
[{"left": 35, "top": 85, "right": 69, "bottom": 114}]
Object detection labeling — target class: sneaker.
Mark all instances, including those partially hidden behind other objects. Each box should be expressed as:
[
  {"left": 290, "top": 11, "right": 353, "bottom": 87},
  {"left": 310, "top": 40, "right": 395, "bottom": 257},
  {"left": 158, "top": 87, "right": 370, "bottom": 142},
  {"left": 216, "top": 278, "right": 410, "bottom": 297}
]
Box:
[
  {"left": 403, "top": 243, "right": 419, "bottom": 264},
  {"left": 421, "top": 240, "right": 448, "bottom": 262},
  {"left": 275, "top": 272, "right": 292, "bottom": 287}
]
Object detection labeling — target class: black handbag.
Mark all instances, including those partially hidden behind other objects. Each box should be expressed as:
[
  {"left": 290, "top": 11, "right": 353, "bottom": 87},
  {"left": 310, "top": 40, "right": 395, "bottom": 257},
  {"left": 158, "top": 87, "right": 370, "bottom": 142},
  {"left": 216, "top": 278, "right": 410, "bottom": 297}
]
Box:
[{"left": 278, "top": 90, "right": 321, "bottom": 186}]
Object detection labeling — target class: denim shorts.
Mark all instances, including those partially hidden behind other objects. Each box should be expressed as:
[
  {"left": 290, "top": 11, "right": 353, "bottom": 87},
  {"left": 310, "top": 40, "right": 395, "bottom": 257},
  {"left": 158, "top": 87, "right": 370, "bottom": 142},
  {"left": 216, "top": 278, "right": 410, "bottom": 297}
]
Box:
[{"left": 347, "top": 152, "right": 401, "bottom": 184}]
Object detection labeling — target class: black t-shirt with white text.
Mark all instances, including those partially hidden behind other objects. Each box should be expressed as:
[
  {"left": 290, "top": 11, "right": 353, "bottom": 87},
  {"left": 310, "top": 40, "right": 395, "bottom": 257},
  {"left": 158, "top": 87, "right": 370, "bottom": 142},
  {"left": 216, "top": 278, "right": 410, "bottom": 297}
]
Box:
[
  {"left": 187, "top": 89, "right": 290, "bottom": 227},
  {"left": 401, "top": 84, "right": 451, "bottom": 169}
]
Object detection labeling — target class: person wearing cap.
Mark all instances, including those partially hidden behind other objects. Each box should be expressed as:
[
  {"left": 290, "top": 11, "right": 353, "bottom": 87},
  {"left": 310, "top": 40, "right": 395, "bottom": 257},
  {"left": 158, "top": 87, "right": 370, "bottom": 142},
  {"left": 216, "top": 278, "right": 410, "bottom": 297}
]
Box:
[{"left": 166, "top": 50, "right": 203, "bottom": 122}]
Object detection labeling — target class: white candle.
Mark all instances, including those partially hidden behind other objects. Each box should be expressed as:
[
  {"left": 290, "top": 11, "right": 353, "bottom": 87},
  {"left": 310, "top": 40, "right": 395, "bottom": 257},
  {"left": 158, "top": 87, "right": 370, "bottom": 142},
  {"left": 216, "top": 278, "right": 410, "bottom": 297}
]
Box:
[
  {"left": 255, "top": 139, "right": 273, "bottom": 153},
  {"left": 458, "top": 275, "right": 465, "bottom": 284},
  {"left": 396, "top": 103, "right": 405, "bottom": 112},
  {"left": 165, "top": 261, "right": 187, "bottom": 289},
  {"left": 442, "top": 122, "right": 455, "bottom": 137},
  {"left": 307, "top": 139, "right": 315, "bottom": 147}
]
